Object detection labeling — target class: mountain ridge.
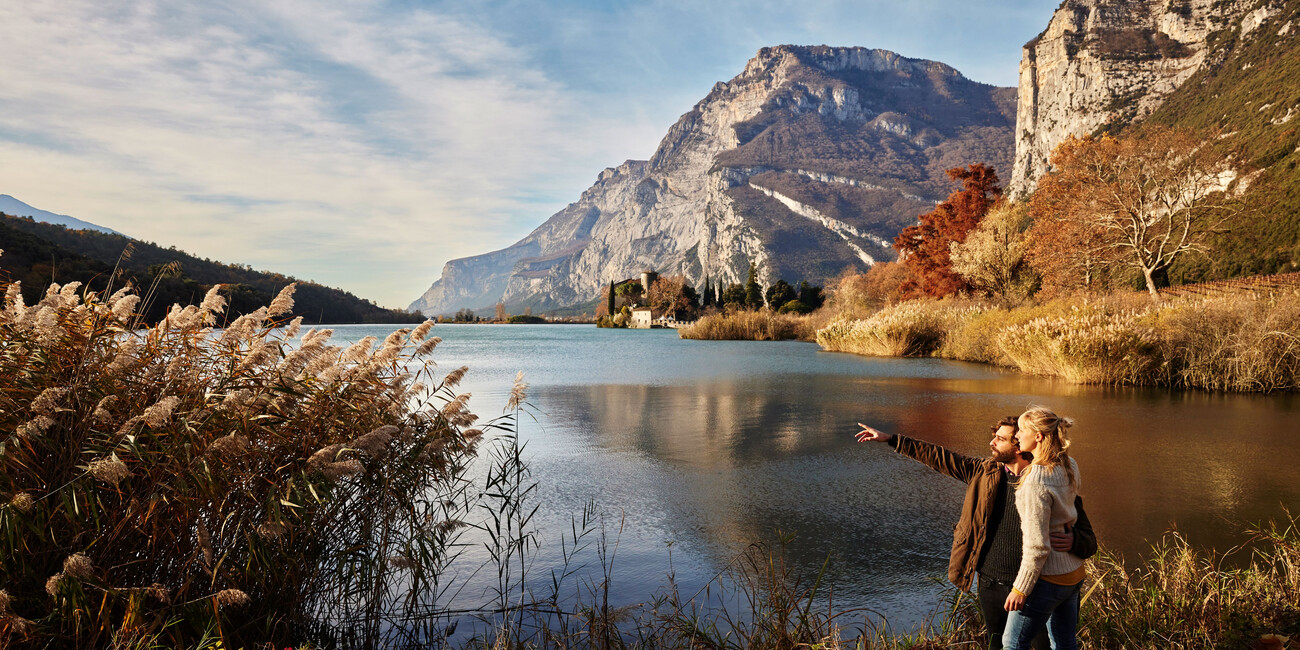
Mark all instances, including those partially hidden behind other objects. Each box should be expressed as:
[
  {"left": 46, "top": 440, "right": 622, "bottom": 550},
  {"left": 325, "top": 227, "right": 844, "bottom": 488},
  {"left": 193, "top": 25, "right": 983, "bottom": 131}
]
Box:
[
  {"left": 411, "top": 45, "right": 1016, "bottom": 315},
  {"left": 0, "top": 194, "right": 122, "bottom": 236}
]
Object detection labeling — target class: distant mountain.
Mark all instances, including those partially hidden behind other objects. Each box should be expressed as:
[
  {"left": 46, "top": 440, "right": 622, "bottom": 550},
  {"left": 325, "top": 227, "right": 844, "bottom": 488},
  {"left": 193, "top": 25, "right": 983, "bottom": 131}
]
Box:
[
  {"left": 411, "top": 45, "right": 1016, "bottom": 315},
  {"left": 0, "top": 194, "right": 122, "bottom": 236},
  {"left": 0, "top": 214, "right": 424, "bottom": 325}
]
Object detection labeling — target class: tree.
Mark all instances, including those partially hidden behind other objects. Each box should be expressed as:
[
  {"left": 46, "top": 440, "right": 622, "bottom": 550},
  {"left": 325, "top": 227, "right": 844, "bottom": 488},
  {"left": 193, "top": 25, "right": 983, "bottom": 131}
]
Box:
[
  {"left": 797, "top": 281, "right": 824, "bottom": 310},
  {"left": 950, "top": 201, "right": 1038, "bottom": 302},
  {"left": 454, "top": 308, "right": 475, "bottom": 322},
  {"left": 744, "top": 262, "right": 763, "bottom": 308},
  {"left": 701, "top": 278, "right": 714, "bottom": 308},
  {"left": 765, "top": 280, "right": 797, "bottom": 310},
  {"left": 647, "top": 275, "right": 690, "bottom": 318},
  {"left": 495, "top": 302, "right": 507, "bottom": 322},
  {"left": 615, "top": 281, "right": 643, "bottom": 305},
  {"left": 894, "top": 164, "right": 1002, "bottom": 297},
  {"left": 721, "top": 283, "right": 746, "bottom": 307},
  {"left": 606, "top": 280, "right": 616, "bottom": 317},
  {"left": 1029, "top": 129, "right": 1236, "bottom": 299}
]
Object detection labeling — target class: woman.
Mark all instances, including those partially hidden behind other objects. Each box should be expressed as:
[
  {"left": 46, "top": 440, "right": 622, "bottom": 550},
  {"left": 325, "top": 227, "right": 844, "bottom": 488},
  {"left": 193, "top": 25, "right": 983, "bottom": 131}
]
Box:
[{"left": 1003, "top": 407, "right": 1083, "bottom": 650}]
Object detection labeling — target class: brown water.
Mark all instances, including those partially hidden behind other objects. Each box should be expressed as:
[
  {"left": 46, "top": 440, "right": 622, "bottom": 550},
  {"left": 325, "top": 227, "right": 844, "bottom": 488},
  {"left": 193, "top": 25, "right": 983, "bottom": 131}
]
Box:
[{"left": 335, "top": 324, "right": 1300, "bottom": 626}]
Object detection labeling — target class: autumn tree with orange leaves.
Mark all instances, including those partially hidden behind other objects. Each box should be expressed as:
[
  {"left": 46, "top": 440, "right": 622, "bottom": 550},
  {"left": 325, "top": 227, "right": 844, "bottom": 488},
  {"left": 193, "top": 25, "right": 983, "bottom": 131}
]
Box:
[
  {"left": 894, "top": 164, "right": 1002, "bottom": 297},
  {"left": 1027, "top": 128, "right": 1236, "bottom": 299}
]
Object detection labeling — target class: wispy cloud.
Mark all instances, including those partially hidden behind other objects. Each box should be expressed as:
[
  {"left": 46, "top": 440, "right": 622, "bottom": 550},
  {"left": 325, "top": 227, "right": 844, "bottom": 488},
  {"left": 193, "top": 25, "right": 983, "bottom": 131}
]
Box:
[{"left": 0, "top": 0, "right": 1057, "bottom": 308}]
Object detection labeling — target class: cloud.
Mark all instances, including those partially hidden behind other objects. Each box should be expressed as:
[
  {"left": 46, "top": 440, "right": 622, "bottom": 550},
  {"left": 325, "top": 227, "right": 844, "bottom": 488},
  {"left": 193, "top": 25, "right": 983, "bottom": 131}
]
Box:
[
  {"left": 0, "top": 0, "right": 1057, "bottom": 308},
  {"left": 0, "top": 0, "right": 653, "bottom": 307}
]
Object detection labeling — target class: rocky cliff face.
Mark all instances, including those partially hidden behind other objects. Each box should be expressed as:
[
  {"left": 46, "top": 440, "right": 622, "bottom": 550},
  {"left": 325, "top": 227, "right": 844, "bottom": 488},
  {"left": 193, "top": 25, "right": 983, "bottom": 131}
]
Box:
[
  {"left": 412, "top": 45, "right": 1016, "bottom": 315},
  {"left": 1009, "top": 0, "right": 1269, "bottom": 196}
]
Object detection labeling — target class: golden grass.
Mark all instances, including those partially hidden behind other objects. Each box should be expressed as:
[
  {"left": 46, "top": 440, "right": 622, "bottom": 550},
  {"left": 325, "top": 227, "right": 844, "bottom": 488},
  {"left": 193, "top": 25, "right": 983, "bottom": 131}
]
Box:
[
  {"left": 0, "top": 277, "right": 488, "bottom": 648},
  {"left": 678, "top": 309, "right": 817, "bottom": 341},
  {"left": 814, "top": 291, "right": 1300, "bottom": 392}
]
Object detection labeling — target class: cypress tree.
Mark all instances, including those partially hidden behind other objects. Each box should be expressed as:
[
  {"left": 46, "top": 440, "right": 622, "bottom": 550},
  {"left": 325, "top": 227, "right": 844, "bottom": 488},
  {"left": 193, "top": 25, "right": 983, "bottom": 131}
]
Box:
[
  {"left": 702, "top": 277, "right": 713, "bottom": 307},
  {"left": 744, "top": 262, "right": 763, "bottom": 309},
  {"left": 607, "top": 280, "right": 616, "bottom": 317}
]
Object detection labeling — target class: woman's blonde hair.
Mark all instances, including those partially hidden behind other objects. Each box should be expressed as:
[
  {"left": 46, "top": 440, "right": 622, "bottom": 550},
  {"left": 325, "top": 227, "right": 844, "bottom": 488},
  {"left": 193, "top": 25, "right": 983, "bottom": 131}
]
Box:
[{"left": 1018, "top": 406, "right": 1075, "bottom": 486}]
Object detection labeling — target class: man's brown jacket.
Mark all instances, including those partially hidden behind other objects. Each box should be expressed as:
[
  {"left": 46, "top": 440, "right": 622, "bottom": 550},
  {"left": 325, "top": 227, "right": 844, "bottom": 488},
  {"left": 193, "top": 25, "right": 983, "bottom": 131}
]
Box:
[{"left": 888, "top": 434, "right": 1098, "bottom": 591}]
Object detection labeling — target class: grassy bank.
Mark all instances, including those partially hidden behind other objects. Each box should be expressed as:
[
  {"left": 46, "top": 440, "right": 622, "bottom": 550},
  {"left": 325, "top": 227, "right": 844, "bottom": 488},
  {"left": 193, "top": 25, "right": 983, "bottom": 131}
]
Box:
[
  {"left": 816, "top": 291, "right": 1300, "bottom": 392},
  {"left": 678, "top": 309, "right": 819, "bottom": 341}
]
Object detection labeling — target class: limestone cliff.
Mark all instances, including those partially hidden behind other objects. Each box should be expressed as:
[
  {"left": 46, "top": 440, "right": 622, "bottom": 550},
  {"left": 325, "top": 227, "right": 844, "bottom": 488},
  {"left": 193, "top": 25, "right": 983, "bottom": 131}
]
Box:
[
  {"left": 412, "top": 45, "right": 1016, "bottom": 315},
  {"left": 1009, "top": 0, "right": 1272, "bottom": 196}
]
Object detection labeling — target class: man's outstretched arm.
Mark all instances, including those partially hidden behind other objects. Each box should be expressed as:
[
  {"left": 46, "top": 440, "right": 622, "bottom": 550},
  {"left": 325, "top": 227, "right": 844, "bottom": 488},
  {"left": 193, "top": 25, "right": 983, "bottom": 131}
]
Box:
[{"left": 856, "top": 423, "right": 983, "bottom": 484}]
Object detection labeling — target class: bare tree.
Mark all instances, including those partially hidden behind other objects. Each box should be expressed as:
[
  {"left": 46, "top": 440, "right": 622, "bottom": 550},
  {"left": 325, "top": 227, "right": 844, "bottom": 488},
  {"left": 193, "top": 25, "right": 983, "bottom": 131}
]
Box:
[{"left": 1030, "top": 128, "right": 1238, "bottom": 299}]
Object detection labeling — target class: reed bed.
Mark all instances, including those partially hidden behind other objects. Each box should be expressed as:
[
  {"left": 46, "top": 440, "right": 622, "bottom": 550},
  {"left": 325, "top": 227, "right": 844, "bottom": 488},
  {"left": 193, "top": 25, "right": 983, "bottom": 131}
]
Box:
[
  {"left": 448, "top": 512, "right": 1300, "bottom": 649},
  {"left": 678, "top": 310, "right": 815, "bottom": 341},
  {"left": 0, "top": 272, "right": 501, "bottom": 648},
  {"left": 815, "top": 291, "right": 1300, "bottom": 392}
]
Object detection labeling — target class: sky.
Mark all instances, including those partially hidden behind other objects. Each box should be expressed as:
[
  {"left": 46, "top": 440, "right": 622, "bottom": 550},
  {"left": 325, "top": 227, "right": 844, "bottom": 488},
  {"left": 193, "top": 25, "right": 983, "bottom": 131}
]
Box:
[{"left": 0, "top": 0, "right": 1061, "bottom": 309}]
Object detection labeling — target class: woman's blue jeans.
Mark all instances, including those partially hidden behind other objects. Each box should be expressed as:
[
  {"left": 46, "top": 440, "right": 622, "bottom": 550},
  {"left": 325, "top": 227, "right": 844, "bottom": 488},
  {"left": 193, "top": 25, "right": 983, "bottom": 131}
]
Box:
[{"left": 1002, "top": 579, "right": 1081, "bottom": 650}]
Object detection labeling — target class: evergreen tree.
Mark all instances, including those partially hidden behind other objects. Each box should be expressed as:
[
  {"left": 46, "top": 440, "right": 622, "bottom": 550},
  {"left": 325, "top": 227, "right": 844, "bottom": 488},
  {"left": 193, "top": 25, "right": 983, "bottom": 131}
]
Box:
[
  {"left": 744, "top": 262, "right": 763, "bottom": 309},
  {"left": 607, "top": 280, "right": 616, "bottom": 316},
  {"left": 702, "top": 277, "right": 713, "bottom": 307},
  {"left": 764, "top": 279, "right": 796, "bottom": 310}
]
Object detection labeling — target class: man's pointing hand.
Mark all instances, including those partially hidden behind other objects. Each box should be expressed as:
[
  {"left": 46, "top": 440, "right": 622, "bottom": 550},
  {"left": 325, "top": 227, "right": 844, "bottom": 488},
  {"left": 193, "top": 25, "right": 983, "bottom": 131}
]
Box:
[{"left": 856, "top": 423, "right": 894, "bottom": 443}]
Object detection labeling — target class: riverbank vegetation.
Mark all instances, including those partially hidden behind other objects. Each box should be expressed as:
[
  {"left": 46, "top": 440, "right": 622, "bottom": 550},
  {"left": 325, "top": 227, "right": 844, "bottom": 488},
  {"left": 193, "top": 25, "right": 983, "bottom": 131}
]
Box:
[
  {"left": 0, "top": 270, "right": 496, "bottom": 647},
  {"left": 810, "top": 125, "right": 1300, "bottom": 392},
  {"left": 678, "top": 307, "right": 818, "bottom": 341}
]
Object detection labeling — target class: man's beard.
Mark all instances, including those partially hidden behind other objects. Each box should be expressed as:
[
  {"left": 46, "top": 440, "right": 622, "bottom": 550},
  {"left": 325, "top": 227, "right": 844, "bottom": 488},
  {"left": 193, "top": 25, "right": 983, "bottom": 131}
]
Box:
[{"left": 990, "top": 447, "right": 1020, "bottom": 464}]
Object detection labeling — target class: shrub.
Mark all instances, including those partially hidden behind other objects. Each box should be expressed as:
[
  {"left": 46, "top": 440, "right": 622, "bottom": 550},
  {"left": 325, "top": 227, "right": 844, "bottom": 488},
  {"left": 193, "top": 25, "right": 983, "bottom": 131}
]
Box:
[
  {"left": 997, "top": 303, "right": 1162, "bottom": 384},
  {"left": 777, "top": 300, "right": 812, "bottom": 314},
  {"left": 816, "top": 301, "right": 965, "bottom": 357},
  {"left": 0, "top": 279, "right": 485, "bottom": 647},
  {"left": 678, "top": 309, "right": 813, "bottom": 341}
]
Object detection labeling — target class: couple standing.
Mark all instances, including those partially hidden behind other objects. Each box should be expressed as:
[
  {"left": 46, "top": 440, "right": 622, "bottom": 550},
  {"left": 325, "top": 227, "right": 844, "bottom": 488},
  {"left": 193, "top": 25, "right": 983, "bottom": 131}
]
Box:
[{"left": 856, "top": 407, "right": 1089, "bottom": 650}]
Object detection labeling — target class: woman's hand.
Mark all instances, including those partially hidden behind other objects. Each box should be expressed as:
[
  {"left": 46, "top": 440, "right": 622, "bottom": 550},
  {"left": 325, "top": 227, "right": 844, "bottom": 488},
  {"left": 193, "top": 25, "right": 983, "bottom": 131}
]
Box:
[
  {"left": 1004, "top": 589, "right": 1026, "bottom": 611},
  {"left": 855, "top": 423, "right": 893, "bottom": 443}
]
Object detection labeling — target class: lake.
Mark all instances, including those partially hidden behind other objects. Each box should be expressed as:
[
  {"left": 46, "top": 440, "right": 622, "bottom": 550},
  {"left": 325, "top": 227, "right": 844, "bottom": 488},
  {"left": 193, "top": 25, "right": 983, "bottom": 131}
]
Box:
[{"left": 327, "top": 323, "right": 1300, "bottom": 628}]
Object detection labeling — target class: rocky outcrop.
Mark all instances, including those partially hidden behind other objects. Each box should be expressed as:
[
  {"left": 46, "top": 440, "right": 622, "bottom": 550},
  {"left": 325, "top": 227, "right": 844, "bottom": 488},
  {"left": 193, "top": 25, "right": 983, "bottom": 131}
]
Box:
[
  {"left": 1009, "top": 0, "right": 1264, "bottom": 196},
  {"left": 412, "top": 45, "right": 1016, "bottom": 315}
]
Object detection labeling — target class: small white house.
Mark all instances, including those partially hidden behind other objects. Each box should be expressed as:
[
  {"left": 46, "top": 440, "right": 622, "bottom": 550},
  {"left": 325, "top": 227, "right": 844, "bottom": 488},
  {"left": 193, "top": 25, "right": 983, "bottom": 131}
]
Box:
[{"left": 630, "top": 307, "right": 653, "bottom": 329}]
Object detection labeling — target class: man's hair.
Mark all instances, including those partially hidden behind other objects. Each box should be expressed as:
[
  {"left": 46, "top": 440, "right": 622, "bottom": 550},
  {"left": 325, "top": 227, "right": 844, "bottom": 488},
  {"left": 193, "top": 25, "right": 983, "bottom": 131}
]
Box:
[{"left": 991, "top": 416, "right": 1019, "bottom": 434}]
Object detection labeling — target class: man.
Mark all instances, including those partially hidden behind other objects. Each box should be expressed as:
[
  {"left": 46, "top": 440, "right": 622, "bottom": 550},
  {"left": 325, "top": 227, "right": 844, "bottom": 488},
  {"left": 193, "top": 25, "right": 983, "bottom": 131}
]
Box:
[{"left": 856, "top": 417, "right": 1097, "bottom": 650}]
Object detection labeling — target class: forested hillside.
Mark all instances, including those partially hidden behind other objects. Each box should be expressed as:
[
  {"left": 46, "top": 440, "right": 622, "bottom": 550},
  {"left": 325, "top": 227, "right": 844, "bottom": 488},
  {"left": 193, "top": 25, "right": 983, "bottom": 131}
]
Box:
[
  {"left": 0, "top": 214, "right": 423, "bottom": 324},
  {"left": 1146, "top": 0, "right": 1300, "bottom": 281}
]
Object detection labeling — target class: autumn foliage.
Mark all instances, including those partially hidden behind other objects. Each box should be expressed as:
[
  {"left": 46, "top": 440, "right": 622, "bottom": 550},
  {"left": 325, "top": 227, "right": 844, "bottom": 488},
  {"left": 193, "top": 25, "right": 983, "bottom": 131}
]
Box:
[
  {"left": 894, "top": 164, "right": 1002, "bottom": 297},
  {"left": 1027, "top": 128, "right": 1235, "bottom": 298}
]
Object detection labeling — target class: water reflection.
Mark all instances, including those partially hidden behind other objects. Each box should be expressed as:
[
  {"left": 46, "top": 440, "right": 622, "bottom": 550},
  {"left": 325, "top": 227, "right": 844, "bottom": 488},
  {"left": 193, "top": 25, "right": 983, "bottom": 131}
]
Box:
[{"left": 538, "top": 368, "right": 1300, "bottom": 577}]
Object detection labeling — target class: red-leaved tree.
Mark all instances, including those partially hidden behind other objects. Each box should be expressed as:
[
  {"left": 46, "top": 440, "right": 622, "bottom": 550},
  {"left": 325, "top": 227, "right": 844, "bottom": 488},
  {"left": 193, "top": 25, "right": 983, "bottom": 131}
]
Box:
[{"left": 894, "top": 164, "right": 1002, "bottom": 297}]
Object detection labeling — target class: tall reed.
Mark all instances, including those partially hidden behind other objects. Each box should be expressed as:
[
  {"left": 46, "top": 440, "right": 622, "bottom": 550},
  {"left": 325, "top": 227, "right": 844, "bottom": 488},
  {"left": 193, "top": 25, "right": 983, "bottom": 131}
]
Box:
[
  {"left": 814, "top": 291, "right": 1300, "bottom": 392},
  {"left": 678, "top": 310, "right": 814, "bottom": 341},
  {"left": 0, "top": 273, "right": 486, "bottom": 648}
]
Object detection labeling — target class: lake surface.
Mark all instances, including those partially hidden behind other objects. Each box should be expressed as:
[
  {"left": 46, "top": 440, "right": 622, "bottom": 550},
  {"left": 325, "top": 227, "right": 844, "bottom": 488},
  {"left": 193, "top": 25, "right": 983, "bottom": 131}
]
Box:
[{"left": 327, "top": 323, "right": 1300, "bottom": 628}]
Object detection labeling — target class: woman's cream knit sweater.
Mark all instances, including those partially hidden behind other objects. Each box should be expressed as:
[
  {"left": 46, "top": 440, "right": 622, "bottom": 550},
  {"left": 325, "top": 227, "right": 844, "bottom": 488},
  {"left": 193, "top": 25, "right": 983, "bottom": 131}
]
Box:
[{"left": 1012, "top": 457, "right": 1082, "bottom": 596}]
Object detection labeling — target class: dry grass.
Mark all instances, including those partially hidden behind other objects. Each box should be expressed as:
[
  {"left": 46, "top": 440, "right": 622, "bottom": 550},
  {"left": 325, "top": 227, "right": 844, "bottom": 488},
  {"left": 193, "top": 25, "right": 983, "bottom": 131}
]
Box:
[
  {"left": 678, "top": 309, "right": 817, "bottom": 341},
  {"left": 816, "top": 300, "right": 990, "bottom": 358},
  {"left": 0, "top": 275, "right": 491, "bottom": 648},
  {"left": 814, "top": 291, "right": 1300, "bottom": 392}
]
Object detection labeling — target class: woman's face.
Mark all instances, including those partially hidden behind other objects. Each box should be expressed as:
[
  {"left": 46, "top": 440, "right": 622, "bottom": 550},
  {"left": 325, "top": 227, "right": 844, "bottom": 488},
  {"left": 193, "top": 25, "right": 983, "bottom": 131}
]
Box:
[{"left": 1018, "top": 427, "right": 1041, "bottom": 453}]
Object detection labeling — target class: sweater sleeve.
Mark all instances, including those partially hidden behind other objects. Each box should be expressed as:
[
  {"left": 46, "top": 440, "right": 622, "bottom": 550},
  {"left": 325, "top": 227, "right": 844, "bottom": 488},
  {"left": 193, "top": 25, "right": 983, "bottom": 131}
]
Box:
[{"left": 1013, "top": 470, "right": 1053, "bottom": 596}]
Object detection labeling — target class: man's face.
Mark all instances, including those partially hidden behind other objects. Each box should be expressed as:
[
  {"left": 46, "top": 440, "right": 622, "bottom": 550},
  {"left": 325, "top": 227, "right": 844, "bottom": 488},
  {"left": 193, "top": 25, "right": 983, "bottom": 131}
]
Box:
[{"left": 989, "top": 425, "right": 1020, "bottom": 464}]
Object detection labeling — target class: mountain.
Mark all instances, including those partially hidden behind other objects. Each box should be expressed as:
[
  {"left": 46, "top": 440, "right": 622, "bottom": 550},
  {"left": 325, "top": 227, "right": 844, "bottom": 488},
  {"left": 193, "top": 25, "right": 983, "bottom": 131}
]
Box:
[
  {"left": 0, "top": 194, "right": 122, "bottom": 235},
  {"left": 411, "top": 45, "right": 1016, "bottom": 315},
  {"left": 0, "top": 214, "right": 424, "bottom": 325},
  {"left": 1009, "top": 0, "right": 1264, "bottom": 196},
  {"left": 1010, "top": 0, "right": 1300, "bottom": 278}
]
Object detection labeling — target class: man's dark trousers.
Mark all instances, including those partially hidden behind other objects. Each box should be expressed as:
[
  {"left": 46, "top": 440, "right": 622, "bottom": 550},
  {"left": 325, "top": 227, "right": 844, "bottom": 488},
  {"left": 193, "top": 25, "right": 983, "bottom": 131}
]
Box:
[{"left": 978, "top": 575, "right": 1051, "bottom": 650}]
